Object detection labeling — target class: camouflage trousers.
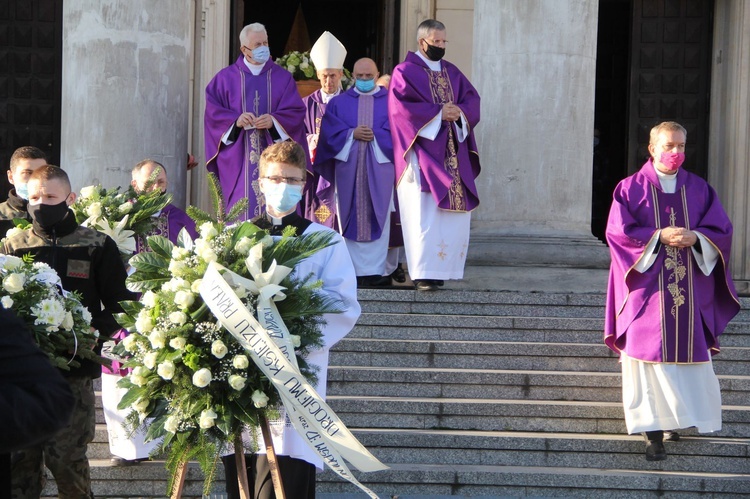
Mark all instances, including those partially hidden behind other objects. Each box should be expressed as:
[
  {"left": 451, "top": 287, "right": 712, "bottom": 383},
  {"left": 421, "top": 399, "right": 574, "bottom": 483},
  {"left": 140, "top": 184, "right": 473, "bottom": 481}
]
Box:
[{"left": 11, "top": 377, "right": 95, "bottom": 499}]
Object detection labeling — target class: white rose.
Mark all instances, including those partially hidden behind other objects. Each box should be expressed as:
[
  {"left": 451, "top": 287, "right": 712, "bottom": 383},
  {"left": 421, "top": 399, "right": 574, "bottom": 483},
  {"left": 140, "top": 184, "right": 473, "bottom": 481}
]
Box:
[
  {"left": 142, "top": 291, "right": 158, "bottom": 308},
  {"left": 86, "top": 202, "right": 102, "bottom": 218},
  {"left": 199, "top": 408, "right": 218, "bottom": 429},
  {"left": 291, "top": 334, "right": 301, "bottom": 348},
  {"left": 135, "top": 310, "right": 154, "bottom": 333},
  {"left": 168, "top": 259, "right": 187, "bottom": 276},
  {"left": 174, "top": 290, "right": 195, "bottom": 310},
  {"left": 190, "top": 279, "right": 203, "bottom": 294},
  {"left": 157, "top": 360, "right": 175, "bottom": 380},
  {"left": 169, "top": 311, "right": 187, "bottom": 325},
  {"left": 5, "top": 227, "right": 23, "bottom": 239},
  {"left": 232, "top": 355, "right": 249, "bottom": 369},
  {"left": 143, "top": 351, "right": 158, "bottom": 369},
  {"left": 148, "top": 330, "right": 166, "bottom": 349},
  {"left": 199, "top": 222, "right": 218, "bottom": 240},
  {"left": 122, "top": 334, "right": 139, "bottom": 352},
  {"left": 171, "top": 247, "right": 190, "bottom": 260},
  {"left": 0, "top": 255, "right": 23, "bottom": 270},
  {"left": 3, "top": 273, "right": 26, "bottom": 294},
  {"left": 131, "top": 366, "right": 150, "bottom": 387},
  {"left": 164, "top": 415, "right": 179, "bottom": 433},
  {"left": 251, "top": 390, "right": 269, "bottom": 408},
  {"left": 211, "top": 340, "right": 228, "bottom": 359},
  {"left": 162, "top": 277, "right": 189, "bottom": 293},
  {"left": 79, "top": 185, "right": 97, "bottom": 199},
  {"left": 169, "top": 336, "right": 187, "bottom": 350},
  {"left": 61, "top": 311, "right": 75, "bottom": 331},
  {"left": 118, "top": 201, "right": 134, "bottom": 214},
  {"left": 300, "top": 61, "right": 309, "bottom": 69},
  {"left": 260, "top": 235, "right": 274, "bottom": 248},
  {"left": 1, "top": 296, "right": 13, "bottom": 309},
  {"left": 228, "top": 375, "right": 246, "bottom": 391},
  {"left": 132, "top": 398, "right": 149, "bottom": 413},
  {"left": 234, "top": 237, "right": 253, "bottom": 255},
  {"left": 192, "top": 368, "right": 212, "bottom": 388}
]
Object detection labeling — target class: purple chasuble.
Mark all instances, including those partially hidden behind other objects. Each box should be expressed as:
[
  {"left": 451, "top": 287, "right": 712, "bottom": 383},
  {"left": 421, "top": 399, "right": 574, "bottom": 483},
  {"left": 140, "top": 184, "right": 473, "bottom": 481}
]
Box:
[
  {"left": 135, "top": 203, "right": 198, "bottom": 253},
  {"left": 204, "top": 57, "right": 309, "bottom": 221},
  {"left": 314, "top": 87, "right": 395, "bottom": 241},
  {"left": 302, "top": 89, "right": 334, "bottom": 226},
  {"left": 604, "top": 160, "right": 739, "bottom": 363},
  {"left": 388, "top": 51, "right": 481, "bottom": 212}
]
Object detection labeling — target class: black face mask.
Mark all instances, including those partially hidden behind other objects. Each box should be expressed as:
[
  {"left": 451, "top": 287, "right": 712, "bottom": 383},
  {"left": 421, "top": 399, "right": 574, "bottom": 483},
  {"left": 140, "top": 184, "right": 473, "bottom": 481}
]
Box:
[
  {"left": 28, "top": 199, "right": 70, "bottom": 229},
  {"left": 423, "top": 42, "right": 445, "bottom": 62}
]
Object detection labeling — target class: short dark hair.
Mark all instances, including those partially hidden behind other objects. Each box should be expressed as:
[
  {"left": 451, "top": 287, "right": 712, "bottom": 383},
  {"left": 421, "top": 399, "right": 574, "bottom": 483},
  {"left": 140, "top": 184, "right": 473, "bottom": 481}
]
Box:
[
  {"left": 29, "top": 165, "right": 71, "bottom": 191},
  {"left": 259, "top": 141, "right": 307, "bottom": 177},
  {"left": 10, "top": 146, "right": 47, "bottom": 171}
]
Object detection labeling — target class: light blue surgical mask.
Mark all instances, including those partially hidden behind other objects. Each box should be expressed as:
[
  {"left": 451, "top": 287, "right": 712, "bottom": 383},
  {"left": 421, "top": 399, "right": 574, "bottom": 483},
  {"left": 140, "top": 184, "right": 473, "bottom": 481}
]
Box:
[
  {"left": 263, "top": 183, "right": 303, "bottom": 214},
  {"left": 355, "top": 78, "right": 376, "bottom": 93},
  {"left": 251, "top": 46, "right": 270, "bottom": 64},
  {"left": 16, "top": 183, "right": 29, "bottom": 200}
]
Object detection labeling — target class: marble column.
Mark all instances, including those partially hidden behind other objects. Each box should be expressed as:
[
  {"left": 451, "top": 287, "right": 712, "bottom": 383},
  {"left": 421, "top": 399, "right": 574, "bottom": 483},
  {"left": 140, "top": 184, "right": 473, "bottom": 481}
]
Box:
[
  {"left": 61, "top": 1, "right": 192, "bottom": 208},
  {"left": 709, "top": 0, "right": 750, "bottom": 293},
  {"left": 470, "top": 0, "right": 608, "bottom": 268}
]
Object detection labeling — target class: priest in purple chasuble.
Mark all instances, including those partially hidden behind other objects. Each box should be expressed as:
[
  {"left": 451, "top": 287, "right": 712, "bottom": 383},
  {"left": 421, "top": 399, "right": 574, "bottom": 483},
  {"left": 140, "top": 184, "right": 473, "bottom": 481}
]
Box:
[
  {"left": 604, "top": 121, "right": 739, "bottom": 462},
  {"left": 388, "top": 19, "right": 481, "bottom": 291},
  {"left": 314, "top": 58, "right": 395, "bottom": 284},
  {"left": 302, "top": 31, "right": 347, "bottom": 227},
  {"left": 204, "top": 23, "right": 308, "bottom": 221}
]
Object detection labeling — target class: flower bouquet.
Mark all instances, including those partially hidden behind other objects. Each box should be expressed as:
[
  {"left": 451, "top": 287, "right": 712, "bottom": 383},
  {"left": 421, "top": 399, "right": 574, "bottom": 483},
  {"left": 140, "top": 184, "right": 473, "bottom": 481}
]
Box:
[
  {"left": 71, "top": 184, "right": 172, "bottom": 260},
  {"left": 0, "top": 253, "right": 101, "bottom": 370},
  {"left": 276, "top": 50, "right": 354, "bottom": 89},
  {"left": 112, "top": 175, "right": 349, "bottom": 496}
]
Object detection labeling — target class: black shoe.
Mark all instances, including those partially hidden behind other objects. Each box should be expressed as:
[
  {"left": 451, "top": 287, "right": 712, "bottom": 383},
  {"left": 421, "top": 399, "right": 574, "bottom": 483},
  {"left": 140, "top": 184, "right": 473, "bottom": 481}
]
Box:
[
  {"left": 390, "top": 264, "right": 406, "bottom": 283},
  {"left": 414, "top": 279, "right": 439, "bottom": 291},
  {"left": 357, "top": 275, "right": 391, "bottom": 288},
  {"left": 435, "top": 279, "right": 444, "bottom": 286},
  {"left": 645, "top": 441, "right": 667, "bottom": 461},
  {"left": 663, "top": 431, "right": 680, "bottom": 442},
  {"left": 110, "top": 457, "right": 146, "bottom": 466}
]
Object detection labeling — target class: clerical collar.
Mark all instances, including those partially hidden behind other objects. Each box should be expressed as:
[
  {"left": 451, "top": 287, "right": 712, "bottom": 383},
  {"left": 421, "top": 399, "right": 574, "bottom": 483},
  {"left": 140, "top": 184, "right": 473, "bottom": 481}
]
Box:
[
  {"left": 321, "top": 88, "right": 340, "bottom": 103},
  {"left": 652, "top": 161, "right": 678, "bottom": 194},
  {"left": 243, "top": 58, "right": 264, "bottom": 75},
  {"left": 416, "top": 50, "right": 442, "bottom": 71}
]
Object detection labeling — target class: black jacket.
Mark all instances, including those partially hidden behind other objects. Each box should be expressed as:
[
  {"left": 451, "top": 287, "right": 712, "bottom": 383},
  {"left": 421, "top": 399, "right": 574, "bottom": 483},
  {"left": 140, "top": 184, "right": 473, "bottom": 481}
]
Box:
[{"left": 2, "top": 209, "right": 137, "bottom": 378}]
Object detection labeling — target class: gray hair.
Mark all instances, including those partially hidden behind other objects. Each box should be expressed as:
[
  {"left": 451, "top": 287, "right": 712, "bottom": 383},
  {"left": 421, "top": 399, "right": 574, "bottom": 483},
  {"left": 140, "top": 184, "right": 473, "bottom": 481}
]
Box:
[
  {"left": 416, "top": 19, "right": 446, "bottom": 44},
  {"left": 649, "top": 121, "right": 687, "bottom": 147},
  {"left": 240, "top": 23, "right": 267, "bottom": 44}
]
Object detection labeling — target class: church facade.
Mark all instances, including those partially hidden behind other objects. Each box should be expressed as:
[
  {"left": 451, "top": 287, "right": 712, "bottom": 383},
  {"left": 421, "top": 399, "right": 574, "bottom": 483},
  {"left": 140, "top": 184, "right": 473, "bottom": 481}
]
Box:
[{"left": 3, "top": 0, "right": 750, "bottom": 291}]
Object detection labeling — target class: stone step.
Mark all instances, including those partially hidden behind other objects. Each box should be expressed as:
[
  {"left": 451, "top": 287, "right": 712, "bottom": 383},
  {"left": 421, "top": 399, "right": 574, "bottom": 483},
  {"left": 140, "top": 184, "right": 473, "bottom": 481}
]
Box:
[
  {"left": 325, "top": 396, "right": 750, "bottom": 437},
  {"left": 317, "top": 462, "right": 750, "bottom": 498},
  {"left": 352, "top": 314, "right": 750, "bottom": 347},
  {"left": 330, "top": 339, "right": 750, "bottom": 376},
  {"left": 326, "top": 366, "right": 750, "bottom": 405}
]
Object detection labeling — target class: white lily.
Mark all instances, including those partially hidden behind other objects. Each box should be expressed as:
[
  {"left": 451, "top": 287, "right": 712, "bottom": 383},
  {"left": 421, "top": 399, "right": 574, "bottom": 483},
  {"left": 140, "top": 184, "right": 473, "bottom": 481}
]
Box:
[{"left": 95, "top": 214, "right": 136, "bottom": 254}]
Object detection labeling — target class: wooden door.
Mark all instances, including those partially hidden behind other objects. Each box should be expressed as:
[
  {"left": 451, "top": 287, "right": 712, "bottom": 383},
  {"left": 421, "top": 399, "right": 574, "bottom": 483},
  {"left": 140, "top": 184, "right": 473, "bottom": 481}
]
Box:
[
  {"left": 628, "top": 0, "right": 714, "bottom": 178},
  {"left": 0, "top": 1, "right": 63, "bottom": 199}
]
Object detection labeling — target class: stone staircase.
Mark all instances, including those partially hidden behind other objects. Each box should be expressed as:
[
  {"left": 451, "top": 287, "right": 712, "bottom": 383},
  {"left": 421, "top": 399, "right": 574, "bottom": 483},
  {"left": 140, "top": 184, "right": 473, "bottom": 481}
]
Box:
[{"left": 42, "top": 286, "right": 750, "bottom": 498}]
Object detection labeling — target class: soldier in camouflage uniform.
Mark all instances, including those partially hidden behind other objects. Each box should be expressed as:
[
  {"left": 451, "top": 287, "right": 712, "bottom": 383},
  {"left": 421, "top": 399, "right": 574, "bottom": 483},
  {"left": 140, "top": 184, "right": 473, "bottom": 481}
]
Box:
[
  {"left": 0, "top": 146, "right": 47, "bottom": 238},
  {"left": 3, "top": 165, "right": 136, "bottom": 498}
]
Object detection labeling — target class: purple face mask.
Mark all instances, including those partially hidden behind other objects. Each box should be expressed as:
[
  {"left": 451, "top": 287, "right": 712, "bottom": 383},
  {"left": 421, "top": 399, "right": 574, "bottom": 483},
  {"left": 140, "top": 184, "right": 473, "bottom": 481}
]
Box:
[{"left": 659, "top": 152, "right": 685, "bottom": 172}]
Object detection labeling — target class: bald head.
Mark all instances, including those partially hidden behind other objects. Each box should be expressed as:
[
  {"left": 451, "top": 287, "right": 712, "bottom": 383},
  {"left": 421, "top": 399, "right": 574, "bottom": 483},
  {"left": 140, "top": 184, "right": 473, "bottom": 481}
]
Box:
[{"left": 353, "top": 58, "right": 379, "bottom": 81}]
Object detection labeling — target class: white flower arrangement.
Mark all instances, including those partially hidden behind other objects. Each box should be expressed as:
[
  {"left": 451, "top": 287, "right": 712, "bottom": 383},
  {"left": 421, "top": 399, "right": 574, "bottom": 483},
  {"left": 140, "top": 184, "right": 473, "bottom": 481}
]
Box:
[
  {"left": 0, "top": 253, "right": 100, "bottom": 370},
  {"left": 111, "top": 175, "right": 342, "bottom": 495},
  {"left": 71, "top": 184, "right": 172, "bottom": 260}
]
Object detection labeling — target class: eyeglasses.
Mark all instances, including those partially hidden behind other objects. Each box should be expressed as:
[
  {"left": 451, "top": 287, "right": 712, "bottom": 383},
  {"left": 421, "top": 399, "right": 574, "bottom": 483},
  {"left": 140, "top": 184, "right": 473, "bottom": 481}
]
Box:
[{"left": 262, "top": 176, "right": 305, "bottom": 185}]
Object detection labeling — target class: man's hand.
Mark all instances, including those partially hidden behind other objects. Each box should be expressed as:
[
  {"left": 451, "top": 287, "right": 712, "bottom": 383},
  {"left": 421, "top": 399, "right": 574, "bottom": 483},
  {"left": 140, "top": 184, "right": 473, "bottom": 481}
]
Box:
[
  {"left": 660, "top": 227, "right": 698, "bottom": 248},
  {"left": 353, "top": 125, "right": 374, "bottom": 142},
  {"left": 253, "top": 114, "right": 274, "bottom": 130},
  {"left": 236, "top": 112, "right": 256, "bottom": 128},
  {"left": 442, "top": 103, "right": 461, "bottom": 122}
]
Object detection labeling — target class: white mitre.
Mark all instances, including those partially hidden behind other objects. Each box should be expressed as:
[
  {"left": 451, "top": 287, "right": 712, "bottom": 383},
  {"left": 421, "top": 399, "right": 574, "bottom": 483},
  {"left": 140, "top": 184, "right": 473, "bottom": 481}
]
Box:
[{"left": 310, "top": 31, "right": 346, "bottom": 70}]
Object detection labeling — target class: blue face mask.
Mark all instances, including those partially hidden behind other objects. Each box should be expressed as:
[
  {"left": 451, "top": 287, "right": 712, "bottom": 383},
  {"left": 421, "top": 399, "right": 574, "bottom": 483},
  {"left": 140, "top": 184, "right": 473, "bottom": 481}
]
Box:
[
  {"left": 251, "top": 46, "right": 270, "bottom": 64},
  {"left": 263, "top": 183, "right": 303, "bottom": 214},
  {"left": 15, "top": 183, "right": 29, "bottom": 200},
  {"left": 355, "top": 78, "right": 376, "bottom": 93}
]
